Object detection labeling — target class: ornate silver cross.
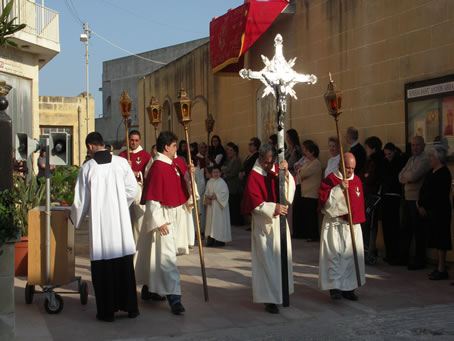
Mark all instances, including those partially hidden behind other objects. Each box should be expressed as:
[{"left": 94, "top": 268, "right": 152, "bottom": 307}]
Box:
[{"left": 239, "top": 34, "right": 317, "bottom": 112}]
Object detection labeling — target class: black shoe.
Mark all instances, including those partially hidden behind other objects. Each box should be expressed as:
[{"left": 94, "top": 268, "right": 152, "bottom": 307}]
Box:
[
  {"left": 128, "top": 310, "right": 140, "bottom": 318},
  {"left": 170, "top": 302, "right": 185, "bottom": 315},
  {"left": 408, "top": 263, "right": 425, "bottom": 270},
  {"left": 206, "top": 236, "right": 215, "bottom": 247},
  {"left": 96, "top": 314, "right": 114, "bottom": 322},
  {"left": 329, "top": 289, "right": 342, "bottom": 300},
  {"left": 264, "top": 303, "right": 279, "bottom": 314},
  {"left": 215, "top": 241, "right": 225, "bottom": 247},
  {"left": 141, "top": 285, "right": 166, "bottom": 301},
  {"left": 429, "top": 271, "right": 449, "bottom": 280},
  {"left": 341, "top": 290, "right": 358, "bottom": 301},
  {"left": 428, "top": 269, "right": 438, "bottom": 277}
]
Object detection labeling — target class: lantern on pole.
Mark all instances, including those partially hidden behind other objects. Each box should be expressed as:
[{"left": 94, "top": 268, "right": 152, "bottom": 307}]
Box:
[
  {"left": 323, "top": 73, "right": 361, "bottom": 287},
  {"left": 174, "top": 88, "right": 209, "bottom": 302},
  {"left": 118, "top": 90, "right": 132, "bottom": 161},
  {"left": 146, "top": 96, "right": 162, "bottom": 143},
  {"left": 205, "top": 113, "right": 215, "bottom": 146}
]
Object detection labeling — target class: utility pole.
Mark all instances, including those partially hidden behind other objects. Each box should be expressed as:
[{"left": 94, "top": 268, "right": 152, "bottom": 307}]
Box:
[{"left": 80, "top": 23, "right": 90, "bottom": 137}]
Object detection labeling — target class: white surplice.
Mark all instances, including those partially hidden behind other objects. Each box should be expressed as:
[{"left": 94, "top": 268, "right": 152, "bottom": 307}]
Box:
[
  {"left": 71, "top": 155, "right": 137, "bottom": 261},
  {"left": 136, "top": 153, "right": 192, "bottom": 295},
  {"left": 194, "top": 166, "right": 206, "bottom": 234},
  {"left": 204, "top": 177, "right": 231, "bottom": 242},
  {"left": 318, "top": 171, "right": 366, "bottom": 291},
  {"left": 250, "top": 161, "right": 296, "bottom": 304}
]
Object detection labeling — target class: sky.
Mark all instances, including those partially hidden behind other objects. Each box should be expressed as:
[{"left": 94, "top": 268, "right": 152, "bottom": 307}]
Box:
[{"left": 39, "top": 0, "right": 243, "bottom": 118}]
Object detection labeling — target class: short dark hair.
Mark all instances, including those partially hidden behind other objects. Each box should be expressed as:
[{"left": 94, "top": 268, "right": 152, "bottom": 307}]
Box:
[
  {"left": 86, "top": 132, "right": 104, "bottom": 148},
  {"left": 250, "top": 137, "right": 261, "bottom": 150},
  {"left": 302, "top": 139, "right": 320, "bottom": 158},
  {"left": 157, "top": 131, "right": 178, "bottom": 153},
  {"left": 129, "top": 130, "right": 141, "bottom": 138},
  {"left": 364, "top": 136, "right": 382, "bottom": 152},
  {"left": 268, "top": 134, "right": 277, "bottom": 146},
  {"left": 227, "top": 142, "right": 239, "bottom": 155},
  {"left": 210, "top": 165, "right": 221, "bottom": 172}
]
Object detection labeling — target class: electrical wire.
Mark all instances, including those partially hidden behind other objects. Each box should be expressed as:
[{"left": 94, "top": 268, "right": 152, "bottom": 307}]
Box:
[{"left": 90, "top": 30, "right": 167, "bottom": 65}]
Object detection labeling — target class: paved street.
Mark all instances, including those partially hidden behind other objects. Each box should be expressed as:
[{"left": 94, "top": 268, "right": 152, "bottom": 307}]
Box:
[{"left": 14, "top": 226, "right": 454, "bottom": 340}]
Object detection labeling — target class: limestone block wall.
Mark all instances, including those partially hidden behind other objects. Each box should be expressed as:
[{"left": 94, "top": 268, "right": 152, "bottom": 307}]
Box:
[{"left": 39, "top": 95, "right": 95, "bottom": 166}]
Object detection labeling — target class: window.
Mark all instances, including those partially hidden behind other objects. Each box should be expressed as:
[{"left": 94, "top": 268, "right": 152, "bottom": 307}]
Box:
[{"left": 405, "top": 75, "right": 454, "bottom": 159}]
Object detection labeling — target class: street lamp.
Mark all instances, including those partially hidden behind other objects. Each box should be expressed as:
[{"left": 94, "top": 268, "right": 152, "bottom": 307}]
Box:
[
  {"left": 80, "top": 23, "right": 90, "bottom": 136},
  {"left": 146, "top": 96, "right": 161, "bottom": 143}
]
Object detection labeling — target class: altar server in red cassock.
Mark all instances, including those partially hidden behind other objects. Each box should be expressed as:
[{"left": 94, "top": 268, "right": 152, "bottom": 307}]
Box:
[
  {"left": 136, "top": 131, "right": 193, "bottom": 315},
  {"left": 119, "top": 130, "right": 151, "bottom": 243},
  {"left": 241, "top": 143, "right": 296, "bottom": 314},
  {"left": 318, "top": 152, "right": 366, "bottom": 301}
]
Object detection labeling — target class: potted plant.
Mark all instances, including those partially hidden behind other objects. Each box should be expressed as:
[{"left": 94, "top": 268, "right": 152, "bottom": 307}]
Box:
[{"left": 11, "top": 174, "right": 45, "bottom": 276}]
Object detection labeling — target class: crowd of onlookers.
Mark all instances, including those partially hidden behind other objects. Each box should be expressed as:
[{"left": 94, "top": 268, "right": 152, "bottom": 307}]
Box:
[{"left": 186, "top": 127, "right": 452, "bottom": 280}]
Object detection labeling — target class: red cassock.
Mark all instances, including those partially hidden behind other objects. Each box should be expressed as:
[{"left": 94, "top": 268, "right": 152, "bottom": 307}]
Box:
[
  {"left": 319, "top": 172, "right": 366, "bottom": 224},
  {"left": 241, "top": 165, "right": 281, "bottom": 217},
  {"left": 119, "top": 149, "right": 151, "bottom": 181},
  {"left": 140, "top": 156, "right": 189, "bottom": 207}
]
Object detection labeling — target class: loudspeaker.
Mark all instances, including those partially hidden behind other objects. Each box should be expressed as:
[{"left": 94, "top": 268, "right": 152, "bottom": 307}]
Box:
[
  {"left": 15, "top": 133, "right": 41, "bottom": 161},
  {"left": 50, "top": 132, "right": 69, "bottom": 165}
]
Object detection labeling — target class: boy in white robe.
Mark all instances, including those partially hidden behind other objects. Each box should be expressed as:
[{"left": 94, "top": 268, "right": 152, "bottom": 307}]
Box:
[
  {"left": 204, "top": 166, "right": 231, "bottom": 247},
  {"left": 70, "top": 132, "right": 139, "bottom": 322}
]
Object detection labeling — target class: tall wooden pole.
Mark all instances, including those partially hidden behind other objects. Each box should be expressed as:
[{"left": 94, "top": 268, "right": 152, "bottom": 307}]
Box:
[
  {"left": 124, "top": 118, "right": 130, "bottom": 161},
  {"left": 183, "top": 124, "right": 209, "bottom": 301},
  {"left": 334, "top": 116, "right": 361, "bottom": 287}
]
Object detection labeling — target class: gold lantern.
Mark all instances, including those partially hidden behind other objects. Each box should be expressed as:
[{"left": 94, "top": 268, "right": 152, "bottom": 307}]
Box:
[
  {"left": 323, "top": 73, "right": 342, "bottom": 118},
  {"left": 174, "top": 88, "right": 192, "bottom": 124},
  {"left": 146, "top": 96, "right": 162, "bottom": 142},
  {"left": 118, "top": 90, "right": 132, "bottom": 119}
]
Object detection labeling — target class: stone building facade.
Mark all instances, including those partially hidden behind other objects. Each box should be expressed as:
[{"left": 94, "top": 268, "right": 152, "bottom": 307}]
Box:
[
  {"left": 137, "top": 0, "right": 454, "bottom": 260},
  {"left": 39, "top": 94, "right": 95, "bottom": 167},
  {"left": 96, "top": 38, "right": 209, "bottom": 147}
]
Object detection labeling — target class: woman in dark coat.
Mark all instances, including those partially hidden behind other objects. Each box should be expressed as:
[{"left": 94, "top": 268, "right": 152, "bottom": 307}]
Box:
[
  {"left": 381, "top": 143, "right": 406, "bottom": 264},
  {"left": 417, "top": 145, "right": 452, "bottom": 280},
  {"left": 360, "top": 136, "right": 384, "bottom": 262}
]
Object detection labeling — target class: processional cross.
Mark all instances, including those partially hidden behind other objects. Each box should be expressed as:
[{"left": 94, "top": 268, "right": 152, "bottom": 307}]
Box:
[{"left": 240, "top": 34, "right": 317, "bottom": 306}]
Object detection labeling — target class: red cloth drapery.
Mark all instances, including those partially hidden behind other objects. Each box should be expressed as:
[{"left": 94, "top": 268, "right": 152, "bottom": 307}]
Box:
[{"left": 209, "top": 0, "right": 289, "bottom": 74}]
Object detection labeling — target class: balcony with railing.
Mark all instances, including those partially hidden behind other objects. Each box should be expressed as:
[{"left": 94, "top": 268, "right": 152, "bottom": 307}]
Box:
[{"left": 2, "top": 0, "right": 60, "bottom": 68}]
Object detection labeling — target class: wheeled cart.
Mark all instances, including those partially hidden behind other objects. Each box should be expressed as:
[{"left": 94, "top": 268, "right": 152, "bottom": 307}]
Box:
[{"left": 25, "top": 206, "right": 88, "bottom": 314}]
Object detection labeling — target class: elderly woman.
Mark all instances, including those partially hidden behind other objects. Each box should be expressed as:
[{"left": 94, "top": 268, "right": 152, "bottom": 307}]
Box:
[
  {"left": 417, "top": 145, "right": 452, "bottom": 280},
  {"left": 223, "top": 142, "right": 243, "bottom": 226},
  {"left": 324, "top": 136, "right": 340, "bottom": 178},
  {"left": 295, "top": 140, "right": 322, "bottom": 240}
]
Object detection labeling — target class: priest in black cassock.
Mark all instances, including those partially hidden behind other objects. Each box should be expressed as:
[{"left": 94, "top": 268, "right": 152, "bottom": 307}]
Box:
[{"left": 70, "top": 132, "right": 139, "bottom": 322}]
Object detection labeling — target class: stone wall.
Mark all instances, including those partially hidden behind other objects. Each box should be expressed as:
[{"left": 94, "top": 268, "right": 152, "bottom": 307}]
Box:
[
  {"left": 138, "top": 0, "right": 454, "bottom": 260},
  {"left": 39, "top": 95, "right": 95, "bottom": 166}
]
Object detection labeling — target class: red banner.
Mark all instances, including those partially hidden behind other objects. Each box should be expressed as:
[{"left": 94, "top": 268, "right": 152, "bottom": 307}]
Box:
[{"left": 210, "top": 0, "right": 288, "bottom": 74}]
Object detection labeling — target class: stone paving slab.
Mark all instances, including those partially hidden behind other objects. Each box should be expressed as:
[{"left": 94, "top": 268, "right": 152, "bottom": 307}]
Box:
[{"left": 14, "top": 226, "right": 454, "bottom": 340}]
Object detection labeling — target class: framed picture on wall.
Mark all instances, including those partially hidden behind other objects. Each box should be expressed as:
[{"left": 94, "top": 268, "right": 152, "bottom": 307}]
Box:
[{"left": 405, "top": 74, "right": 454, "bottom": 159}]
